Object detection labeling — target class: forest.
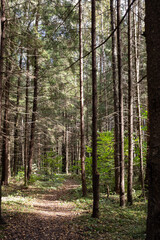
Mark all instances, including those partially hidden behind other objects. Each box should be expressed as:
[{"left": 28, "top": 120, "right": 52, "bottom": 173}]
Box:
[{"left": 0, "top": 0, "right": 160, "bottom": 239}]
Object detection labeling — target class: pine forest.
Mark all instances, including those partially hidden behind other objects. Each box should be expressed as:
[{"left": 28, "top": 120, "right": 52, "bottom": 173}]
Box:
[{"left": 0, "top": 0, "right": 160, "bottom": 239}]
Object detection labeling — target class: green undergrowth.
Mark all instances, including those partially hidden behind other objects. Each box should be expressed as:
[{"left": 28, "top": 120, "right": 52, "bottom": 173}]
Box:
[
  {"left": 29, "top": 172, "right": 65, "bottom": 189},
  {"left": 59, "top": 182, "right": 147, "bottom": 240},
  {"left": 1, "top": 173, "right": 65, "bottom": 214},
  {"left": 1, "top": 174, "right": 147, "bottom": 240},
  {"left": 77, "top": 197, "right": 147, "bottom": 240}
]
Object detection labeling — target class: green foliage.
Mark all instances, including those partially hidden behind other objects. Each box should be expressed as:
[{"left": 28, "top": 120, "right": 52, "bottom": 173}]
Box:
[
  {"left": 141, "top": 109, "right": 148, "bottom": 132},
  {"left": 86, "top": 131, "right": 115, "bottom": 191},
  {"left": 85, "top": 127, "right": 148, "bottom": 192},
  {"left": 15, "top": 170, "right": 24, "bottom": 182},
  {"left": 85, "top": 131, "right": 131, "bottom": 191},
  {"left": 42, "top": 151, "right": 62, "bottom": 176},
  {"left": 29, "top": 172, "right": 65, "bottom": 189}
]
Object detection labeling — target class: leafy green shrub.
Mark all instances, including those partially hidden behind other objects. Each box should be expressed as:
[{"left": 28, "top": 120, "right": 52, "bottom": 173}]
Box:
[
  {"left": 15, "top": 170, "right": 24, "bottom": 181},
  {"left": 86, "top": 131, "right": 115, "bottom": 192}
]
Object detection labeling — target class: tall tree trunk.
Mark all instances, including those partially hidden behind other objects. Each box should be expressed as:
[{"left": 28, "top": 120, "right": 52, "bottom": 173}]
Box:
[
  {"left": 98, "top": 51, "right": 102, "bottom": 133},
  {"left": 86, "top": 77, "right": 89, "bottom": 147},
  {"left": 127, "top": 0, "right": 133, "bottom": 205},
  {"left": 62, "top": 141, "right": 66, "bottom": 173},
  {"left": 24, "top": 51, "right": 29, "bottom": 185},
  {"left": 146, "top": 1, "right": 160, "bottom": 239},
  {"left": 91, "top": 0, "right": 99, "bottom": 218},
  {"left": 65, "top": 128, "right": 69, "bottom": 174},
  {"left": 98, "top": 3, "right": 104, "bottom": 132},
  {"left": 0, "top": 0, "right": 6, "bottom": 223},
  {"left": 27, "top": 48, "right": 38, "bottom": 180},
  {"left": 13, "top": 49, "right": 22, "bottom": 176},
  {"left": 21, "top": 117, "right": 25, "bottom": 167},
  {"left": 110, "top": 0, "right": 120, "bottom": 194},
  {"left": 27, "top": 13, "right": 39, "bottom": 180},
  {"left": 134, "top": 1, "right": 145, "bottom": 198},
  {"left": 79, "top": 0, "right": 87, "bottom": 197},
  {"left": 117, "top": 0, "right": 125, "bottom": 207},
  {"left": 37, "top": 134, "right": 41, "bottom": 169},
  {"left": 76, "top": 137, "right": 80, "bottom": 175},
  {"left": 1, "top": 60, "right": 10, "bottom": 186}
]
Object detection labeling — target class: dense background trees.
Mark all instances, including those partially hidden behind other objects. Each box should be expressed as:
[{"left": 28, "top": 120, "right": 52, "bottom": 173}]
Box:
[{"left": 1, "top": 0, "right": 158, "bottom": 236}]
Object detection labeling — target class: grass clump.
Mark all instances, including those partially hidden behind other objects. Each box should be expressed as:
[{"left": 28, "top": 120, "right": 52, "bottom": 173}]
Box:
[{"left": 67, "top": 187, "right": 147, "bottom": 240}]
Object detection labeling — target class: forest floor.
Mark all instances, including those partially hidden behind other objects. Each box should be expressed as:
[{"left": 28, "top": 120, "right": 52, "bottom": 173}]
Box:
[{"left": 0, "top": 174, "right": 146, "bottom": 240}]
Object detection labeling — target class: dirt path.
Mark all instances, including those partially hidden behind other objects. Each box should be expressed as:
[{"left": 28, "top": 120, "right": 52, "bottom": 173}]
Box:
[{"left": 1, "top": 179, "right": 86, "bottom": 240}]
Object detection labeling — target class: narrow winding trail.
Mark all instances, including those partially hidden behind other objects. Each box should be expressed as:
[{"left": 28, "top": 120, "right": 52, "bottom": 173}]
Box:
[{"left": 1, "top": 179, "right": 86, "bottom": 240}]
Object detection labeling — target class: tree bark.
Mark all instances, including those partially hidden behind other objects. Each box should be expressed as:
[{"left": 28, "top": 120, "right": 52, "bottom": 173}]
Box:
[
  {"left": 86, "top": 77, "right": 89, "bottom": 147},
  {"left": 110, "top": 0, "right": 120, "bottom": 194},
  {"left": 21, "top": 117, "right": 25, "bottom": 167},
  {"left": 1, "top": 59, "right": 10, "bottom": 186},
  {"left": 91, "top": 0, "right": 99, "bottom": 218},
  {"left": 62, "top": 141, "right": 66, "bottom": 173},
  {"left": 79, "top": 0, "right": 87, "bottom": 197},
  {"left": 117, "top": 0, "right": 125, "bottom": 207},
  {"left": 13, "top": 49, "right": 22, "bottom": 176},
  {"left": 24, "top": 51, "right": 29, "bottom": 185},
  {"left": 27, "top": 48, "right": 38, "bottom": 180},
  {"left": 65, "top": 128, "right": 69, "bottom": 174},
  {"left": 98, "top": 3, "right": 106, "bottom": 132},
  {"left": 0, "top": 0, "right": 6, "bottom": 222},
  {"left": 134, "top": 1, "right": 145, "bottom": 198},
  {"left": 127, "top": 0, "right": 133, "bottom": 205},
  {"left": 146, "top": 1, "right": 160, "bottom": 239}
]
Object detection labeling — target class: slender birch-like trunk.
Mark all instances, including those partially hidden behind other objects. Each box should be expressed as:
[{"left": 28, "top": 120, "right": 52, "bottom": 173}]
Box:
[
  {"left": 91, "top": 0, "right": 99, "bottom": 218},
  {"left": 79, "top": 0, "right": 87, "bottom": 196},
  {"left": 117, "top": 0, "right": 125, "bottom": 207},
  {"left": 133, "top": 3, "right": 145, "bottom": 197},
  {"left": 110, "top": 0, "right": 120, "bottom": 194}
]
